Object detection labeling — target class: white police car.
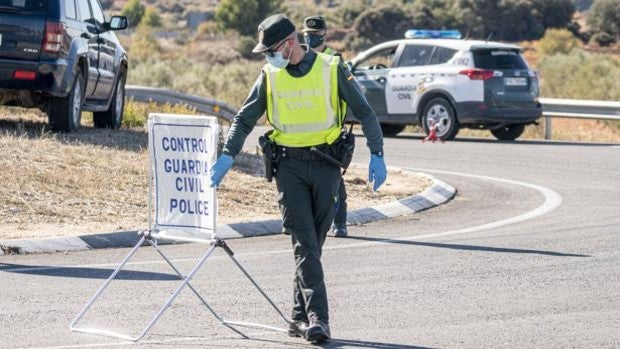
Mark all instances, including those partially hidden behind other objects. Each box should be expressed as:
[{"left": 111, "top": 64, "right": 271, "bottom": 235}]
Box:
[{"left": 348, "top": 30, "right": 542, "bottom": 140}]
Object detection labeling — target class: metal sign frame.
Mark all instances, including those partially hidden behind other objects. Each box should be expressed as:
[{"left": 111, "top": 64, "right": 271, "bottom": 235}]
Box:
[{"left": 69, "top": 114, "right": 291, "bottom": 342}]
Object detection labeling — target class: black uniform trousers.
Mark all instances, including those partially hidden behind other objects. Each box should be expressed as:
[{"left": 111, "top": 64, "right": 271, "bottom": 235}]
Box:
[
  {"left": 333, "top": 177, "right": 347, "bottom": 227},
  {"left": 275, "top": 156, "right": 341, "bottom": 323}
]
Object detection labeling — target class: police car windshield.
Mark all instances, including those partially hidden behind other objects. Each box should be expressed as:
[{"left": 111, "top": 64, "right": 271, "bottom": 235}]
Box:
[
  {"left": 473, "top": 49, "right": 528, "bottom": 70},
  {"left": 355, "top": 48, "right": 395, "bottom": 70}
]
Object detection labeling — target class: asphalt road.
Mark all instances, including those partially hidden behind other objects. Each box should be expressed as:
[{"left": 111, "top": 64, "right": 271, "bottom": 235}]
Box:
[{"left": 1, "top": 133, "right": 619, "bottom": 348}]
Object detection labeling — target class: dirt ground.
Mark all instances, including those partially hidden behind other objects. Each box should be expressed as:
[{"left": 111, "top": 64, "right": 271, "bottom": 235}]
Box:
[{"left": 0, "top": 123, "right": 431, "bottom": 241}]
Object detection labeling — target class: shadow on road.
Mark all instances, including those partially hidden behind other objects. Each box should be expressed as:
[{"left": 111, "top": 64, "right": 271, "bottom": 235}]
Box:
[
  {"left": 241, "top": 337, "right": 433, "bottom": 349},
  {"left": 0, "top": 263, "right": 180, "bottom": 280},
  {"left": 385, "top": 132, "right": 618, "bottom": 147},
  {"left": 344, "top": 236, "right": 590, "bottom": 257}
]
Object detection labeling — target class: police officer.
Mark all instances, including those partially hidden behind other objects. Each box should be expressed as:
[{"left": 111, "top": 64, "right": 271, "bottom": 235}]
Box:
[
  {"left": 209, "top": 14, "right": 386, "bottom": 344},
  {"left": 302, "top": 15, "right": 349, "bottom": 238}
]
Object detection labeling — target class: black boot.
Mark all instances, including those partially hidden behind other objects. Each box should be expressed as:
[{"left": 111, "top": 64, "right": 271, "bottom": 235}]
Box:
[
  {"left": 305, "top": 318, "right": 330, "bottom": 343},
  {"left": 287, "top": 321, "right": 308, "bottom": 338},
  {"left": 331, "top": 224, "right": 348, "bottom": 237}
]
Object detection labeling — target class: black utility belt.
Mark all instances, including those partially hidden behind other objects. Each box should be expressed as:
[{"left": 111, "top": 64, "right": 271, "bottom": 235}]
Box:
[{"left": 276, "top": 144, "right": 336, "bottom": 161}]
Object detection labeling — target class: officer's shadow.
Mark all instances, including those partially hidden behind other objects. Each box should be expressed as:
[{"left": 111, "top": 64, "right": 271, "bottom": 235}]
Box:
[
  {"left": 315, "top": 338, "right": 431, "bottom": 348},
  {"left": 242, "top": 337, "right": 432, "bottom": 348}
]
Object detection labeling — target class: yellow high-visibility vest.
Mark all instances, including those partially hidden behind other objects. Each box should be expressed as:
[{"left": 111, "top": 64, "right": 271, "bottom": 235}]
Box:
[
  {"left": 264, "top": 53, "right": 346, "bottom": 147},
  {"left": 323, "top": 47, "right": 337, "bottom": 56}
]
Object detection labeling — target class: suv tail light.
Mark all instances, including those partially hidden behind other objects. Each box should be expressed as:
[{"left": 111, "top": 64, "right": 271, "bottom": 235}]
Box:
[
  {"left": 43, "top": 22, "right": 65, "bottom": 53},
  {"left": 459, "top": 68, "right": 494, "bottom": 81},
  {"left": 13, "top": 70, "right": 37, "bottom": 80}
]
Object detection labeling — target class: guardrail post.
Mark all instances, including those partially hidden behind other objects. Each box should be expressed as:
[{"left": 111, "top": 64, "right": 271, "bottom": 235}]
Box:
[{"left": 544, "top": 116, "right": 552, "bottom": 140}]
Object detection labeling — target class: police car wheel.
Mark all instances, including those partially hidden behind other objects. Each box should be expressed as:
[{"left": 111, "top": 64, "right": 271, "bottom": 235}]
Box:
[
  {"left": 422, "top": 97, "right": 459, "bottom": 140},
  {"left": 490, "top": 124, "right": 525, "bottom": 141}
]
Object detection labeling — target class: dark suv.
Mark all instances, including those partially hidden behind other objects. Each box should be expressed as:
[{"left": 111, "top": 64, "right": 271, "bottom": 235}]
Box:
[{"left": 0, "top": 0, "right": 128, "bottom": 131}]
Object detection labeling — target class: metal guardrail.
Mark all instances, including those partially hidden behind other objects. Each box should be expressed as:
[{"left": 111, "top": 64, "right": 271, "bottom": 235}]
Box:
[
  {"left": 126, "top": 86, "right": 619, "bottom": 139},
  {"left": 539, "top": 98, "right": 620, "bottom": 139},
  {"left": 125, "top": 85, "right": 238, "bottom": 122},
  {"left": 540, "top": 98, "right": 620, "bottom": 120}
]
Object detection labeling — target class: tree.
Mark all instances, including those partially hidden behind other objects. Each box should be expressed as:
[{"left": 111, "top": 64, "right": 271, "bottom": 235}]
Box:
[
  {"left": 457, "top": 0, "right": 575, "bottom": 41},
  {"left": 121, "top": 0, "right": 145, "bottom": 28},
  {"left": 587, "top": 0, "right": 620, "bottom": 39},
  {"left": 500, "top": 0, "right": 544, "bottom": 41},
  {"left": 354, "top": 6, "right": 413, "bottom": 43},
  {"left": 215, "top": 0, "right": 283, "bottom": 37},
  {"left": 409, "top": 0, "right": 459, "bottom": 30},
  {"left": 532, "top": 0, "right": 575, "bottom": 29},
  {"left": 456, "top": 0, "right": 503, "bottom": 40}
]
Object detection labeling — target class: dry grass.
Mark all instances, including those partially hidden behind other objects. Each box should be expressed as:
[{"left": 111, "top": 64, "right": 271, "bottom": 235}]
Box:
[
  {"left": 455, "top": 118, "right": 620, "bottom": 142},
  {"left": 0, "top": 114, "right": 431, "bottom": 240}
]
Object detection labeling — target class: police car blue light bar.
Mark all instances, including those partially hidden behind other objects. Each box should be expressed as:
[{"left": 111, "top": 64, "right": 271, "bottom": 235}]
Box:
[{"left": 405, "top": 29, "right": 462, "bottom": 39}]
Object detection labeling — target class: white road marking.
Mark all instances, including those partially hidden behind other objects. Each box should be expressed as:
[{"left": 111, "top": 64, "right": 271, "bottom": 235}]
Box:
[{"left": 3, "top": 170, "right": 562, "bottom": 267}]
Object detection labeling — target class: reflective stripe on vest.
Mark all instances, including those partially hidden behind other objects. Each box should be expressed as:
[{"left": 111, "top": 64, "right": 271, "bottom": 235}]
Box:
[{"left": 264, "top": 53, "right": 343, "bottom": 147}]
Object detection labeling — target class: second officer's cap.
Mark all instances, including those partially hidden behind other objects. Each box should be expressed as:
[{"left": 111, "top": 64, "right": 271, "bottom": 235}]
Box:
[
  {"left": 302, "top": 15, "right": 327, "bottom": 33},
  {"left": 252, "top": 14, "right": 296, "bottom": 53}
]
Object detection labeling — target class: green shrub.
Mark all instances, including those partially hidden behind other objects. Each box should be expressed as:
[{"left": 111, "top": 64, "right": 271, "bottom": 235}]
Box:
[
  {"left": 338, "top": 0, "right": 368, "bottom": 28},
  {"left": 590, "top": 31, "right": 616, "bottom": 46},
  {"left": 343, "top": 32, "right": 373, "bottom": 52},
  {"left": 538, "top": 28, "right": 582, "bottom": 56},
  {"left": 215, "top": 0, "right": 282, "bottom": 36},
  {"left": 237, "top": 36, "right": 259, "bottom": 60},
  {"left": 128, "top": 58, "right": 264, "bottom": 108},
  {"left": 140, "top": 6, "right": 161, "bottom": 28},
  {"left": 128, "top": 27, "right": 161, "bottom": 64},
  {"left": 538, "top": 49, "right": 620, "bottom": 100},
  {"left": 121, "top": 0, "right": 145, "bottom": 28},
  {"left": 128, "top": 59, "right": 175, "bottom": 87},
  {"left": 122, "top": 100, "right": 198, "bottom": 128},
  {"left": 195, "top": 21, "right": 220, "bottom": 39},
  {"left": 587, "top": 0, "right": 620, "bottom": 38}
]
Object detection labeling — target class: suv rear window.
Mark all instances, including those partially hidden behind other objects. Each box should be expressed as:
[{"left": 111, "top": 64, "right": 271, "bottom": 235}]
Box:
[
  {"left": 473, "top": 49, "right": 528, "bottom": 70},
  {"left": 0, "top": 0, "right": 46, "bottom": 13}
]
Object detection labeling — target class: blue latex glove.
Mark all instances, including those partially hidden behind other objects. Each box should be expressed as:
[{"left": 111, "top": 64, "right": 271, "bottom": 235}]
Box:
[
  {"left": 209, "top": 154, "right": 234, "bottom": 187},
  {"left": 368, "top": 154, "right": 387, "bottom": 191}
]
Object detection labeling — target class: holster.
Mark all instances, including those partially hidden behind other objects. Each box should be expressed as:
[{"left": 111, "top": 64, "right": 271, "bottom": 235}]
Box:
[
  {"left": 331, "top": 125, "right": 356, "bottom": 174},
  {"left": 258, "top": 131, "right": 278, "bottom": 182}
]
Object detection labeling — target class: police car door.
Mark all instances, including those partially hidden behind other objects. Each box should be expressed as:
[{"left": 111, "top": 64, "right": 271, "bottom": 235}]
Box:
[
  {"left": 385, "top": 44, "right": 434, "bottom": 114},
  {"left": 351, "top": 46, "right": 396, "bottom": 117}
]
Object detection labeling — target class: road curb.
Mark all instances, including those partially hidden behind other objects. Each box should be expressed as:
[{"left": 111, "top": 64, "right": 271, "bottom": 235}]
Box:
[{"left": 0, "top": 172, "right": 455, "bottom": 255}]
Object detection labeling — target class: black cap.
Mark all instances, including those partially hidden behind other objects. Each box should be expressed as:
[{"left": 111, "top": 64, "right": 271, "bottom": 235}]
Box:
[
  {"left": 302, "top": 15, "right": 326, "bottom": 33},
  {"left": 252, "top": 14, "right": 296, "bottom": 53}
]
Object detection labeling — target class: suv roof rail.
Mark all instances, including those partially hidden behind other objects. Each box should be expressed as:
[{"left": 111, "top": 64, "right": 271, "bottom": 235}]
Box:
[{"left": 404, "top": 29, "right": 462, "bottom": 39}]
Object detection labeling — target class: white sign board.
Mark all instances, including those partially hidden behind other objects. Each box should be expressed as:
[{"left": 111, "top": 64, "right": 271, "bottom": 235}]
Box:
[{"left": 148, "top": 114, "right": 219, "bottom": 241}]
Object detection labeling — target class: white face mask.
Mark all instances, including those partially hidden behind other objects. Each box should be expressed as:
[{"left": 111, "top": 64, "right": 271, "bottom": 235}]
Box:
[{"left": 266, "top": 41, "right": 290, "bottom": 69}]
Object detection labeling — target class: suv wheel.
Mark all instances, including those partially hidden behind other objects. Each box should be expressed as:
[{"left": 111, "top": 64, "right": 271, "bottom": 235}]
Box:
[
  {"left": 94, "top": 74, "right": 125, "bottom": 129},
  {"left": 421, "top": 97, "right": 459, "bottom": 140},
  {"left": 380, "top": 124, "right": 406, "bottom": 137},
  {"left": 48, "top": 70, "right": 84, "bottom": 132},
  {"left": 490, "top": 124, "right": 525, "bottom": 141}
]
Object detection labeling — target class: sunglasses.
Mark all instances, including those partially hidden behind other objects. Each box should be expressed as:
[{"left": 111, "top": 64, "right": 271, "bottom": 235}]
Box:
[{"left": 265, "top": 39, "right": 290, "bottom": 57}]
